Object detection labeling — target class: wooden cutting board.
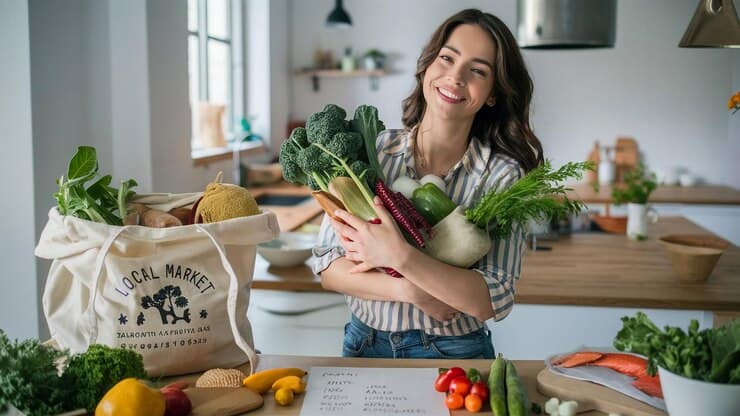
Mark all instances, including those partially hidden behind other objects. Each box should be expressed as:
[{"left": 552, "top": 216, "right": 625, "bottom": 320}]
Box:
[
  {"left": 536, "top": 368, "right": 665, "bottom": 416},
  {"left": 185, "top": 387, "right": 264, "bottom": 415}
]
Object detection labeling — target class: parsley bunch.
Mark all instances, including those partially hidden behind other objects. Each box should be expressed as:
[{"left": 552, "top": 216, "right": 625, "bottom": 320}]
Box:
[{"left": 0, "top": 330, "right": 72, "bottom": 415}]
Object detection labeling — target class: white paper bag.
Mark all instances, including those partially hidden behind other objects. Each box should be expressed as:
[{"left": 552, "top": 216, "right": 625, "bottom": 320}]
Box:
[{"left": 35, "top": 194, "right": 279, "bottom": 376}]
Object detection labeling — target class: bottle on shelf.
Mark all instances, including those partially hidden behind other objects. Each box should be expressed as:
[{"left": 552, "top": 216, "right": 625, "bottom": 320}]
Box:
[{"left": 341, "top": 47, "right": 355, "bottom": 72}]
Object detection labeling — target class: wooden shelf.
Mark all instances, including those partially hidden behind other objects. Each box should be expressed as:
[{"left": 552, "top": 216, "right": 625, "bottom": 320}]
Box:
[{"left": 294, "top": 69, "right": 387, "bottom": 91}]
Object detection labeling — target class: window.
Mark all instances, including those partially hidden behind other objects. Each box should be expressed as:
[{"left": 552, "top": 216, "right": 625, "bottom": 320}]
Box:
[{"left": 187, "top": 0, "right": 244, "bottom": 154}]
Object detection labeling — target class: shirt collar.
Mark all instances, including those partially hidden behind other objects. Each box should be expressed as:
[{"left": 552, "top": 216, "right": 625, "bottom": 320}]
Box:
[{"left": 381, "top": 126, "right": 491, "bottom": 177}]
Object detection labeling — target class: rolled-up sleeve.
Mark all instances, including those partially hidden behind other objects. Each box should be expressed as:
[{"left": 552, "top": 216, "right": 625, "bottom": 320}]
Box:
[
  {"left": 311, "top": 214, "right": 345, "bottom": 275},
  {"left": 471, "top": 166, "right": 526, "bottom": 322}
]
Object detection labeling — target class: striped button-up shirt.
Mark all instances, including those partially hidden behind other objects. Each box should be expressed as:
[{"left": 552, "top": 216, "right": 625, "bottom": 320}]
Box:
[{"left": 312, "top": 128, "right": 527, "bottom": 336}]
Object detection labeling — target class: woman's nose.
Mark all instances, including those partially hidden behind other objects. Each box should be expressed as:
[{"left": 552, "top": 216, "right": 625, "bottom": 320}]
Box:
[{"left": 447, "top": 67, "right": 466, "bottom": 86}]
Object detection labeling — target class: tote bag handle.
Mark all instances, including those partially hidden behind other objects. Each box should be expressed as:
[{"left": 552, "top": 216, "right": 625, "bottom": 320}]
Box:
[{"left": 85, "top": 225, "right": 258, "bottom": 374}]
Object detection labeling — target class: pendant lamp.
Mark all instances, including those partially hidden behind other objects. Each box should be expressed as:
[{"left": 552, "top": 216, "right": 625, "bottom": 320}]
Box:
[
  {"left": 679, "top": 0, "right": 740, "bottom": 48},
  {"left": 326, "top": 0, "right": 352, "bottom": 28}
]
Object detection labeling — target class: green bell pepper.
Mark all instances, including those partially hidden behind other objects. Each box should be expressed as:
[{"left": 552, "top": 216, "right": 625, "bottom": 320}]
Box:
[{"left": 410, "top": 183, "right": 456, "bottom": 226}]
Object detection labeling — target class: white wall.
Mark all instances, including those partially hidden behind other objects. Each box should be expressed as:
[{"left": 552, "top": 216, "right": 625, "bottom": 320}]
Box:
[
  {"left": 289, "top": 0, "right": 739, "bottom": 187},
  {"left": 0, "top": 0, "right": 39, "bottom": 340}
]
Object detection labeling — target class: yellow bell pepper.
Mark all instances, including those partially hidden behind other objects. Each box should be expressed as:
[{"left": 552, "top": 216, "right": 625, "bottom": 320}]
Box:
[{"left": 95, "top": 378, "right": 165, "bottom": 416}]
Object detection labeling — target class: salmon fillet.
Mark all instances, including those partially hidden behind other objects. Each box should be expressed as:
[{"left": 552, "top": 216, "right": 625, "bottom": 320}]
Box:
[
  {"left": 631, "top": 375, "right": 663, "bottom": 398},
  {"left": 591, "top": 353, "right": 649, "bottom": 378},
  {"left": 554, "top": 351, "right": 604, "bottom": 368}
]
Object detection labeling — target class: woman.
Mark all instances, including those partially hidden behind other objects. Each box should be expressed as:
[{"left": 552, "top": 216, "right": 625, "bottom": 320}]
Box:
[{"left": 312, "top": 9, "right": 543, "bottom": 359}]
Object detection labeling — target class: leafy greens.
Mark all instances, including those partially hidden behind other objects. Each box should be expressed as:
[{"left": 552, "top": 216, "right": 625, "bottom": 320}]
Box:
[
  {"left": 465, "top": 160, "right": 593, "bottom": 239},
  {"left": 54, "top": 146, "right": 137, "bottom": 225},
  {"left": 614, "top": 312, "right": 740, "bottom": 383}
]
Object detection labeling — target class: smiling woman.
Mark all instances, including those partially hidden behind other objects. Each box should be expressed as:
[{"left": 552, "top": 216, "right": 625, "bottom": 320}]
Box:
[{"left": 314, "top": 9, "right": 545, "bottom": 360}]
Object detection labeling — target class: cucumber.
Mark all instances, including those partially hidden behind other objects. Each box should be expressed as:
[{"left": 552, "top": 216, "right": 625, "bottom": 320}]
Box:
[
  {"left": 489, "top": 353, "right": 508, "bottom": 416},
  {"left": 505, "top": 360, "right": 529, "bottom": 416}
]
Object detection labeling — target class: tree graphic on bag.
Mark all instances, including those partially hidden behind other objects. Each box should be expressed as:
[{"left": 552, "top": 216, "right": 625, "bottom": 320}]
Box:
[{"left": 140, "top": 285, "right": 191, "bottom": 325}]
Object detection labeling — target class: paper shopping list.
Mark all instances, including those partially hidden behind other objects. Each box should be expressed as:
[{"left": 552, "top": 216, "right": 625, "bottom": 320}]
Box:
[{"left": 299, "top": 367, "right": 447, "bottom": 416}]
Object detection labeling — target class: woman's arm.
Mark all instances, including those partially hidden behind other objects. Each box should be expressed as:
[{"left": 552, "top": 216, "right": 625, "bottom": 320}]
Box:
[
  {"left": 332, "top": 198, "right": 522, "bottom": 322},
  {"left": 319, "top": 257, "right": 405, "bottom": 301},
  {"left": 393, "top": 248, "right": 496, "bottom": 322},
  {"left": 315, "top": 213, "right": 459, "bottom": 321}
]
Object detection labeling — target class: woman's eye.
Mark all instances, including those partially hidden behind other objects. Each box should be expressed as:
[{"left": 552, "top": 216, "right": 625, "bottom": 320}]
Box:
[
  {"left": 472, "top": 68, "right": 487, "bottom": 77},
  {"left": 439, "top": 55, "right": 452, "bottom": 62}
]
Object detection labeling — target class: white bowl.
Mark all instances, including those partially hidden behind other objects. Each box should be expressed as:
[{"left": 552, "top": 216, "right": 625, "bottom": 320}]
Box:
[
  {"left": 257, "top": 232, "right": 316, "bottom": 267},
  {"left": 659, "top": 366, "right": 740, "bottom": 416}
]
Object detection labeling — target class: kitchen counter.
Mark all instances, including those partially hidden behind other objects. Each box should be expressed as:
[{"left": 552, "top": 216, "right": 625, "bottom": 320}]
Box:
[
  {"left": 223, "top": 354, "right": 660, "bottom": 416},
  {"left": 251, "top": 183, "right": 323, "bottom": 231},
  {"left": 567, "top": 183, "right": 740, "bottom": 205},
  {"left": 251, "top": 216, "right": 740, "bottom": 312}
]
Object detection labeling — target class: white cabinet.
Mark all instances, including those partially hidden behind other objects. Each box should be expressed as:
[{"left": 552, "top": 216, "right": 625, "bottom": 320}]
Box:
[
  {"left": 248, "top": 290, "right": 349, "bottom": 356},
  {"left": 487, "top": 305, "right": 712, "bottom": 360}
]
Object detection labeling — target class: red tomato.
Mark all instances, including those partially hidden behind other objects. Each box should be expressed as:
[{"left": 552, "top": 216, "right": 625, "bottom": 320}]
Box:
[
  {"left": 445, "top": 393, "right": 465, "bottom": 410},
  {"left": 448, "top": 376, "right": 472, "bottom": 396},
  {"left": 470, "top": 381, "right": 489, "bottom": 400},
  {"left": 433, "top": 367, "right": 466, "bottom": 392},
  {"left": 464, "top": 393, "right": 483, "bottom": 413}
]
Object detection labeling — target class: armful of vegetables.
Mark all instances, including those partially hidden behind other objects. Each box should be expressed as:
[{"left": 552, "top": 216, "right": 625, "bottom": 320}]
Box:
[
  {"left": 421, "top": 160, "right": 594, "bottom": 268},
  {"left": 279, "top": 104, "right": 431, "bottom": 277}
]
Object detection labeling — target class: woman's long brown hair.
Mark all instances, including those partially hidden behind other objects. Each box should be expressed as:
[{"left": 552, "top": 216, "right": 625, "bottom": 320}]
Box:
[{"left": 402, "top": 9, "right": 543, "bottom": 173}]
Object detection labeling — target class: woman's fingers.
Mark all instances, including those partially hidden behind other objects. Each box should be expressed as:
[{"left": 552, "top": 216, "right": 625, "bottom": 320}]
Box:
[
  {"left": 333, "top": 209, "right": 365, "bottom": 229},
  {"left": 330, "top": 218, "right": 358, "bottom": 241},
  {"left": 372, "top": 196, "right": 394, "bottom": 224}
]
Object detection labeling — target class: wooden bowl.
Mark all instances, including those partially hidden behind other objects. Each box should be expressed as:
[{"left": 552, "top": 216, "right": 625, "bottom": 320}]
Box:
[
  {"left": 591, "top": 214, "right": 627, "bottom": 234},
  {"left": 658, "top": 234, "right": 729, "bottom": 282}
]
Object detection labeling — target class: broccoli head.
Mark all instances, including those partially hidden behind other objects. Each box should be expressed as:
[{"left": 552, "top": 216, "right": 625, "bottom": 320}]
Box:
[
  {"left": 306, "top": 104, "right": 348, "bottom": 144},
  {"left": 289, "top": 126, "right": 309, "bottom": 147},
  {"left": 325, "top": 131, "right": 363, "bottom": 161},
  {"left": 279, "top": 143, "right": 307, "bottom": 185}
]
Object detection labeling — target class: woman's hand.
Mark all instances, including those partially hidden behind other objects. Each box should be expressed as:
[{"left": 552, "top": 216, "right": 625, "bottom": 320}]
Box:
[
  {"left": 330, "top": 196, "right": 410, "bottom": 273},
  {"left": 398, "top": 278, "right": 459, "bottom": 322}
]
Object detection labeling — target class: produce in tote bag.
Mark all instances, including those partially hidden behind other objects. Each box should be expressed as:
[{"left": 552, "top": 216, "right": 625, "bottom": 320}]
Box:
[{"left": 36, "top": 147, "right": 279, "bottom": 376}]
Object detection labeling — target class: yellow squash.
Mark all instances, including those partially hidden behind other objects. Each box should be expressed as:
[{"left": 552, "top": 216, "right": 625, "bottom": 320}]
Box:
[
  {"left": 271, "top": 375, "right": 307, "bottom": 394},
  {"left": 242, "top": 368, "right": 306, "bottom": 393}
]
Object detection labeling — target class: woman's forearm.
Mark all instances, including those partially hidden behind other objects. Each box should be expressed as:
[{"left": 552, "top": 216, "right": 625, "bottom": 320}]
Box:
[
  {"left": 320, "top": 257, "right": 407, "bottom": 302},
  {"left": 394, "top": 246, "right": 495, "bottom": 321}
]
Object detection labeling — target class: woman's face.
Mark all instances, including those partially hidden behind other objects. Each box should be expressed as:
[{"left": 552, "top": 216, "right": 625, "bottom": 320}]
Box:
[{"left": 422, "top": 24, "right": 496, "bottom": 123}]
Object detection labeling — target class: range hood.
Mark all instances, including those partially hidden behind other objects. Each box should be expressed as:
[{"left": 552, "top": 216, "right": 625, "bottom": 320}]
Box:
[
  {"left": 679, "top": 0, "right": 740, "bottom": 48},
  {"left": 517, "top": 0, "right": 617, "bottom": 49}
]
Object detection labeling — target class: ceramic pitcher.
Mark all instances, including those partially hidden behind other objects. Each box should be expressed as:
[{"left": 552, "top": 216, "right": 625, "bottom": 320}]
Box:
[{"left": 627, "top": 203, "right": 659, "bottom": 240}]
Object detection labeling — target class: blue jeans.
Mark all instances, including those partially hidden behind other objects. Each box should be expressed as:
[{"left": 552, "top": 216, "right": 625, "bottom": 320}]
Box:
[{"left": 342, "top": 315, "right": 495, "bottom": 359}]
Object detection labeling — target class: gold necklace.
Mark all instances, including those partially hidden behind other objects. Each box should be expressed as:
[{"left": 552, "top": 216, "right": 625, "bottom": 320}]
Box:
[{"left": 415, "top": 131, "right": 428, "bottom": 169}]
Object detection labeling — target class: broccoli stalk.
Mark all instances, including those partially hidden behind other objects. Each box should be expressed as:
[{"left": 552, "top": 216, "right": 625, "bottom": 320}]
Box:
[
  {"left": 313, "top": 142, "right": 375, "bottom": 208},
  {"left": 279, "top": 104, "right": 380, "bottom": 220}
]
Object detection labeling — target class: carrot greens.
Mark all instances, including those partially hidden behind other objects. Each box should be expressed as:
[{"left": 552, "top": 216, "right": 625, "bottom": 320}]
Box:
[{"left": 465, "top": 161, "right": 593, "bottom": 239}]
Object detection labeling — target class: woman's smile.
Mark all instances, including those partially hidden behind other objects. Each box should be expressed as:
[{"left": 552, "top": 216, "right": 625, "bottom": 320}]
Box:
[{"left": 435, "top": 86, "right": 466, "bottom": 104}]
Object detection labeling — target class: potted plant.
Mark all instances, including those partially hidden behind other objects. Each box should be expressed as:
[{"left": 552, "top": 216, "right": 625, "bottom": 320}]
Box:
[
  {"left": 615, "top": 312, "right": 740, "bottom": 416},
  {"left": 363, "top": 49, "right": 386, "bottom": 71},
  {"left": 611, "top": 163, "right": 658, "bottom": 240}
]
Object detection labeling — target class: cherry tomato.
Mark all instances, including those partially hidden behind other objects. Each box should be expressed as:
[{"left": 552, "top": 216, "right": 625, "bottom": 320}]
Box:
[
  {"left": 445, "top": 392, "right": 465, "bottom": 410},
  {"left": 433, "top": 367, "right": 466, "bottom": 392},
  {"left": 470, "top": 381, "right": 489, "bottom": 400},
  {"left": 448, "top": 376, "right": 472, "bottom": 396},
  {"left": 464, "top": 393, "right": 483, "bottom": 412}
]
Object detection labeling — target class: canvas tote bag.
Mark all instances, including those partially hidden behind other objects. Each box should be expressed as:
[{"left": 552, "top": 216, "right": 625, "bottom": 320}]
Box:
[{"left": 34, "top": 193, "right": 280, "bottom": 376}]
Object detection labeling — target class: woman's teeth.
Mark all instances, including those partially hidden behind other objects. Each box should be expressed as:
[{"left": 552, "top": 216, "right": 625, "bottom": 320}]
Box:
[{"left": 437, "top": 87, "right": 464, "bottom": 102}]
